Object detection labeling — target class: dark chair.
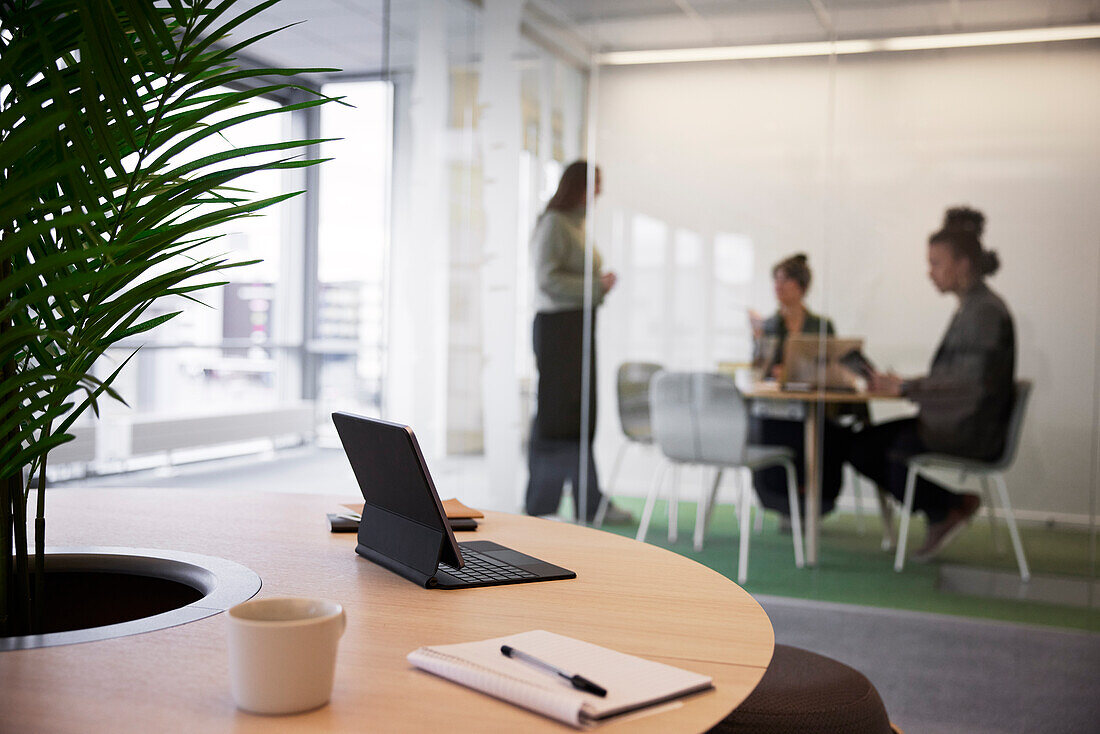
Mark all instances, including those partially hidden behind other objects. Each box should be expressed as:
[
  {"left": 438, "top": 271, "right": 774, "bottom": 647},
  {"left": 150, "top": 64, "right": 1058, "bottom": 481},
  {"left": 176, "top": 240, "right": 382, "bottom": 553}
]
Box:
[{"left": 709, "top": 644, "right": 900, "bottom": 734}]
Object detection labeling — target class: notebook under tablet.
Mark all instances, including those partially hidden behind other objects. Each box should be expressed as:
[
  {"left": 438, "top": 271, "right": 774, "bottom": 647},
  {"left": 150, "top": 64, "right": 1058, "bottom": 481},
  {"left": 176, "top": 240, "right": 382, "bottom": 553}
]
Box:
[{"left": 332, "top": 412, "right": 576, "bottom": 589}]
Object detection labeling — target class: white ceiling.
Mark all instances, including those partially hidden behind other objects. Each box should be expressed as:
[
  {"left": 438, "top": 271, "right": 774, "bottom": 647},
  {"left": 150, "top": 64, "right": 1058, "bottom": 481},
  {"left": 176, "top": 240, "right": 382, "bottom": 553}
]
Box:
[
  {"left": 220, "top": 0, "right": 1100, "bottom": 81},
  {"left": 546, "top": 0, "right": 1100, "bottom": 49}
]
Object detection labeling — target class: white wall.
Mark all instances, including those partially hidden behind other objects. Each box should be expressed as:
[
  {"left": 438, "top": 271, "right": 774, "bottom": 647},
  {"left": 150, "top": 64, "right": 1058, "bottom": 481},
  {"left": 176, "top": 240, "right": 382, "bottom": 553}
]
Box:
[{"left": 592, "top": 43, "right": 1100, "bottom": 519}]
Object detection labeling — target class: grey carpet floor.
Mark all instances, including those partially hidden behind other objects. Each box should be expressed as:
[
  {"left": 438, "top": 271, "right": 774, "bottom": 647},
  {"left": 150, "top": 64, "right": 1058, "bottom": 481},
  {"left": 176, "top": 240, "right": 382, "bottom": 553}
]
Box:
[{"left": 760, "top": 595, "right": 1100, "bottom": 734}]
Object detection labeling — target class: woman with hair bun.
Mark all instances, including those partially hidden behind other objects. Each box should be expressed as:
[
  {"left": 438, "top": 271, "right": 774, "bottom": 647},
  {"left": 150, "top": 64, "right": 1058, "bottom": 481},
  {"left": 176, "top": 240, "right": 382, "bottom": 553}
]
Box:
[
  {"left": 749, "top": 253, "right": 850, "bottom": 522},
  {"left": 849, "top": 207, "right": 1015, "bottom": 560}
]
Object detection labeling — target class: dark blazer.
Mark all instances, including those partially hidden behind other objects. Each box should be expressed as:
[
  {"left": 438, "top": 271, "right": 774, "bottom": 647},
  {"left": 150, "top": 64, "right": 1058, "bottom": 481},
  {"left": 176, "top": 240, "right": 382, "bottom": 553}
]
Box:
[{"left": 904, "top": 281, "right": 1016, "bottom": 460}]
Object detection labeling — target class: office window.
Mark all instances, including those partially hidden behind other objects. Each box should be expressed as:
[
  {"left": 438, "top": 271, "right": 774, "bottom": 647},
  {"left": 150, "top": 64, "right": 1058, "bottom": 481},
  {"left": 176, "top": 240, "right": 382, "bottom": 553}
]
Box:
[
  {"left": 316, "top": 81, "right": 393, "bottom": 421},
  {"left": 40, "top": 87, "right": 308, "bottom": 478}
]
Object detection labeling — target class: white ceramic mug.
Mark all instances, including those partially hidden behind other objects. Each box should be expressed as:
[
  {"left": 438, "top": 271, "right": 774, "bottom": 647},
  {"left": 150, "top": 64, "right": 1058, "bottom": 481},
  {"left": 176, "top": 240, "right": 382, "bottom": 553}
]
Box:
[{"left": 227, "top": 596, "right": 346, "bottom": 715}]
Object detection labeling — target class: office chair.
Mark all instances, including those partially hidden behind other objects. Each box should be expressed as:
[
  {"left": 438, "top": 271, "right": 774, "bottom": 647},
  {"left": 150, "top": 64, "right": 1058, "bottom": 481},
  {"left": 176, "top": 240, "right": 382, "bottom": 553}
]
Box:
[
  {"left": 637, "top": 371, "right": 804, "bottom": 584},
  {"left": 894, "top": 380, "right": 1032, "bottom": 580},
  {"left": 593, "top": 361, "right": 662, "bottom": 527}
]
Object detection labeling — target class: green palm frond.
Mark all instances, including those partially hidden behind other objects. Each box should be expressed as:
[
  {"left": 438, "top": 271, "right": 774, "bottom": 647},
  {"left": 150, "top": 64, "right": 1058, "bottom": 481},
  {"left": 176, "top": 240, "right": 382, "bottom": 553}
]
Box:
[{"left": 0, "top": 0, "right": 339, "bottom": 635}]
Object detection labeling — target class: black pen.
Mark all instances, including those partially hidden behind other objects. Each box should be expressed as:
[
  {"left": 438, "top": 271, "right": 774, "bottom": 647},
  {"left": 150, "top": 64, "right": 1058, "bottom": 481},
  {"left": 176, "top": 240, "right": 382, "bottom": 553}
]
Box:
[{"left": 500, "top": 645, "right": 607, "bottom": 697}]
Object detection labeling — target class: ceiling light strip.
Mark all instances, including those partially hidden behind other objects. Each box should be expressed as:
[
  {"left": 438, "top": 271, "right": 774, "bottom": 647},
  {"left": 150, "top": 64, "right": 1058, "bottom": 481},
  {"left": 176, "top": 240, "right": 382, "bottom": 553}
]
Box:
[{"left": 596, "top": 24, "right": 1100, "bottom": 65}]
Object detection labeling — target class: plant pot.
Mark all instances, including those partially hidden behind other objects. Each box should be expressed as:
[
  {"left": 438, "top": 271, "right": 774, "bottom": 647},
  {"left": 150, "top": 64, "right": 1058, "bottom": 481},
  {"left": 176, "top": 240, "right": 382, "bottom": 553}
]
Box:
[{"left": 1, "top": 547, "right": 261, "bottom": 651}]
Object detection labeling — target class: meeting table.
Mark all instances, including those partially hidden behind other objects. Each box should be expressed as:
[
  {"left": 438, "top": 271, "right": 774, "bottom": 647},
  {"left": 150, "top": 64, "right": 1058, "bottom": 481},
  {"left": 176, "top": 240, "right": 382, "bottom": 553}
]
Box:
[{"left": 743, "top": 384, "right": 902, "bottom": 566}]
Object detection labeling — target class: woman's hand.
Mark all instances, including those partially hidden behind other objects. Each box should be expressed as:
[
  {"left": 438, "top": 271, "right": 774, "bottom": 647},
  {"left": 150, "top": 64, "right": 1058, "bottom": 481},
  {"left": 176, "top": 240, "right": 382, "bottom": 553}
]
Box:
[
  {"left": 870, "top": 371, "right": 904, "bottom": 397},
  {"left": 748, "top": 308, "right": 764, "bottom": 339},
  {"left": 600, "top": 271, "right": 618, "bottom": 293}
]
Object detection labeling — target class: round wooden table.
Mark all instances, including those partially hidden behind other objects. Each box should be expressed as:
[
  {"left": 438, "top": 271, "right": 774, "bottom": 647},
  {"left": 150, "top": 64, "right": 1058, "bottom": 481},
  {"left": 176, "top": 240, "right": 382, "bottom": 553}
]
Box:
[{"left": 1, "top": 489, "right": 774, "bottom": 733}]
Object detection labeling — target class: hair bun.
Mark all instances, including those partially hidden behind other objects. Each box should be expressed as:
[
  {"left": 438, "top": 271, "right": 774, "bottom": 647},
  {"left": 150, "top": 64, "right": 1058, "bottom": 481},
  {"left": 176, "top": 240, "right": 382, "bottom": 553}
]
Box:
[
  {"left": 979, "top": 249, "right": 1000, "bottom": 277},
  {"left": 772, "top": 253, "right": 813, "bottom": 292},
  {"left": 943, "top": 206, "right": 986, "bottom": 237}
]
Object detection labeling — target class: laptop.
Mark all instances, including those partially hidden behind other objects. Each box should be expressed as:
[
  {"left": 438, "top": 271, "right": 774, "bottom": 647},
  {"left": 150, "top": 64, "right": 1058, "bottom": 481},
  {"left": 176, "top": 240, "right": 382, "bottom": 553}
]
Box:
[
  {"left": 782, "top": 336, "right": 865, "bottom": 391},
  {"left": 332, "top": 412, "right": 576, "bottom": 589}
]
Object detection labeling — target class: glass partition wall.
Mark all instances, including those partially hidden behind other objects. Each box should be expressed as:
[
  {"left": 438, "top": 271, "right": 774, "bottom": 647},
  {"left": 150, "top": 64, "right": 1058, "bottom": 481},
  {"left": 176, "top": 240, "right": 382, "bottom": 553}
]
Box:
[
  {"left": 59, "top": 0, "right": 589, "bottom": 501},
  {"left": 376, "top": 0, "right": 590, "bottom": 511},
  {"left": 580, "top": 4, "right": 1098, "bottom": 628},
  {"left": 56, "top": 0, "right": 1096, "bottom": 628},
  {"left": 581, "top": 19, "right": 849, "bottom": 586},
  {"left": 815, "top": 40, "right": 1100, "bottom": 623}
]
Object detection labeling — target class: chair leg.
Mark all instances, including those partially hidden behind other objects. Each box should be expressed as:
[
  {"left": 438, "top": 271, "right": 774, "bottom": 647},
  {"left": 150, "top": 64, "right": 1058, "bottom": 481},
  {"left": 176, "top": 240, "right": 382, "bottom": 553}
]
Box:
[
  {"left": 636, "top": 462, "right": 668, "bottom": 543},
  {"left": 702, "top": 468, "right": 727, "bottom": 547},
  {"left": 875, "top": 485, "right": 896, "bottom": 551},
  {"left": 606, "top": 441, "right": 628, "bottom": 494},
  {"left": 894, "top": 467, "right": 918, "bottom": 572},
  {"left": 738, "top": 477, "right": 752, "bottom": 585},
  {"left": 734, "top": 467, "right": 749, "bottom": 521},
  {"left": 781, "top": 459, "right": 804, "bottom": 569},
  {"left": 593, "top": 496, "right": 609, "bottom": 528},
  {"left": 667, "top": 465, "right": 680, "bottom": 543},
  {"left": 849, "top": 465, "right": 866, "bottom": 535},
  {"left": 993, "top": 474, "right": 1031, "bottom": 582},
  {"left": 594, "top": 442, "right": 629, "bottom": 527},
  {"left": 979, "top": 476, "right": 1003, "bottom": 553},
  {"left": 694, "top": 468, "right": 722, "bottom": 552}
]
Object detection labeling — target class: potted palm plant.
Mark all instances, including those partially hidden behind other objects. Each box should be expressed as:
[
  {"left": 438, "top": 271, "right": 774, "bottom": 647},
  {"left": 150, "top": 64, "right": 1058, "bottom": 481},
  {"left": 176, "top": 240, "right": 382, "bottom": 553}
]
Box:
[{"left": 1, "top": 0, "right": 336, "bottom": 638}]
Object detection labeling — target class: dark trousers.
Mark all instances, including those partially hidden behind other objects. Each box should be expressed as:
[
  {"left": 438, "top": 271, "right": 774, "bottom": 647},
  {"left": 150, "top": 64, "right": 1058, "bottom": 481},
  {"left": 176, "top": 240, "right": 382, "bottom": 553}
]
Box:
[
  {"left": 751, "top": 418, "right": 848, "bottom": 517},
  {"left": 525, "top": 310, "right": 604, "bottom": 519},
  {"left": 848, "top": 418, "right": 960, "bottom": 523}
]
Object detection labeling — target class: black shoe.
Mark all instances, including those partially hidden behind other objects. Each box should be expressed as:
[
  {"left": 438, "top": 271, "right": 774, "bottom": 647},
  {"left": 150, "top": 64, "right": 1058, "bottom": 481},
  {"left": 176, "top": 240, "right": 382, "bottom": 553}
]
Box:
[
  {"left": 913, "top": 493, "right": 980, "bottom": 561},
  {"left": 600, "top": 503, "right": 634, "bottom": 526}
]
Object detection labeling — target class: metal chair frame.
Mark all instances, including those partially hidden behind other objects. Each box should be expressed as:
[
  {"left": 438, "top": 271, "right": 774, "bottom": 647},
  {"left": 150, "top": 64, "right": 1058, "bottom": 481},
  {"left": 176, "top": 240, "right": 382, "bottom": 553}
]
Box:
[
  {"left": 594, "top": 362, "right": 662, "bottom": 527},
  {"left": 893, "top": 380, "right": 1033, "bottom": 580},
  {"left": 637, "top": 371, "right": 805, "bottom": 583}
]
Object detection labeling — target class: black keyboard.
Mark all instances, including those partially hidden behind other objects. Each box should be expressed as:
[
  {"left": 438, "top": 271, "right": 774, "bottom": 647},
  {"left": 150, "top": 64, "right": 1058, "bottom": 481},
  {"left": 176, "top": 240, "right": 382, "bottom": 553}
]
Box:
[{"left": 437, "top": 547, "right": 538, "bottom": 583}]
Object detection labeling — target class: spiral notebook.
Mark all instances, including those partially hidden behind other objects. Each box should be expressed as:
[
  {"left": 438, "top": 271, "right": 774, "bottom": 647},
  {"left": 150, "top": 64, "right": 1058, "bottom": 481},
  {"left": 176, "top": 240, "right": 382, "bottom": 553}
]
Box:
[{"left": 407, "top": 630, "right": 713, "bottom": 728}]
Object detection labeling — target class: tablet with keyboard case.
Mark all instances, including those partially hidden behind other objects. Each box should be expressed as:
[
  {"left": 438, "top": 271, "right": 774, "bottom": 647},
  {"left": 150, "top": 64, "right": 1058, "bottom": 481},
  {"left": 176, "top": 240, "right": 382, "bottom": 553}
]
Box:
[{"left": 332, "top": 412, "right": 576, "bottom": 589}]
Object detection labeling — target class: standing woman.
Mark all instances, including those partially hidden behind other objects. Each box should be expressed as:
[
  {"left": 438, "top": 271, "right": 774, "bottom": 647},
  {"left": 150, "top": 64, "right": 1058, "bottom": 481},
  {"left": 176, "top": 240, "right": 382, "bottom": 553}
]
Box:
[
  {"left": 525, "top": 161, "right": 628, "bottom": 523},
  {"left": 849, "top": 207, "right": 1014, "bottom": 560}
]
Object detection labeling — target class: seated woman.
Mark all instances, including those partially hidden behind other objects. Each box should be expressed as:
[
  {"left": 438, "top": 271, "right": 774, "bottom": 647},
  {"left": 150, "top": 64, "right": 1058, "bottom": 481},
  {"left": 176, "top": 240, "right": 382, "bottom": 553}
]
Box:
[
  {"left": 849, "top": 207, "right": 1014, "bottom": 560},
  {"left": 750, "top": 253, "right": 850, "bottom": 521}
]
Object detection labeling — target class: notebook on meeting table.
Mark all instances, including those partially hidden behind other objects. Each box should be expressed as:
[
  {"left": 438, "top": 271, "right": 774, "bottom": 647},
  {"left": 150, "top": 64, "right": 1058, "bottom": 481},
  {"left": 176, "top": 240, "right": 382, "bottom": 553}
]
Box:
[{"left": 407, "top": 629, "right": 713, "bottom": 728}]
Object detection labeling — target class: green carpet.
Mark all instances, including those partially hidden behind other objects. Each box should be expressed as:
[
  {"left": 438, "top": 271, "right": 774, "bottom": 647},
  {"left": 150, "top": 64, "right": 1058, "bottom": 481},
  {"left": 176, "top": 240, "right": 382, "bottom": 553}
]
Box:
[{"left": 593, "top": 497, "right": 1099, "bottom": 633}]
